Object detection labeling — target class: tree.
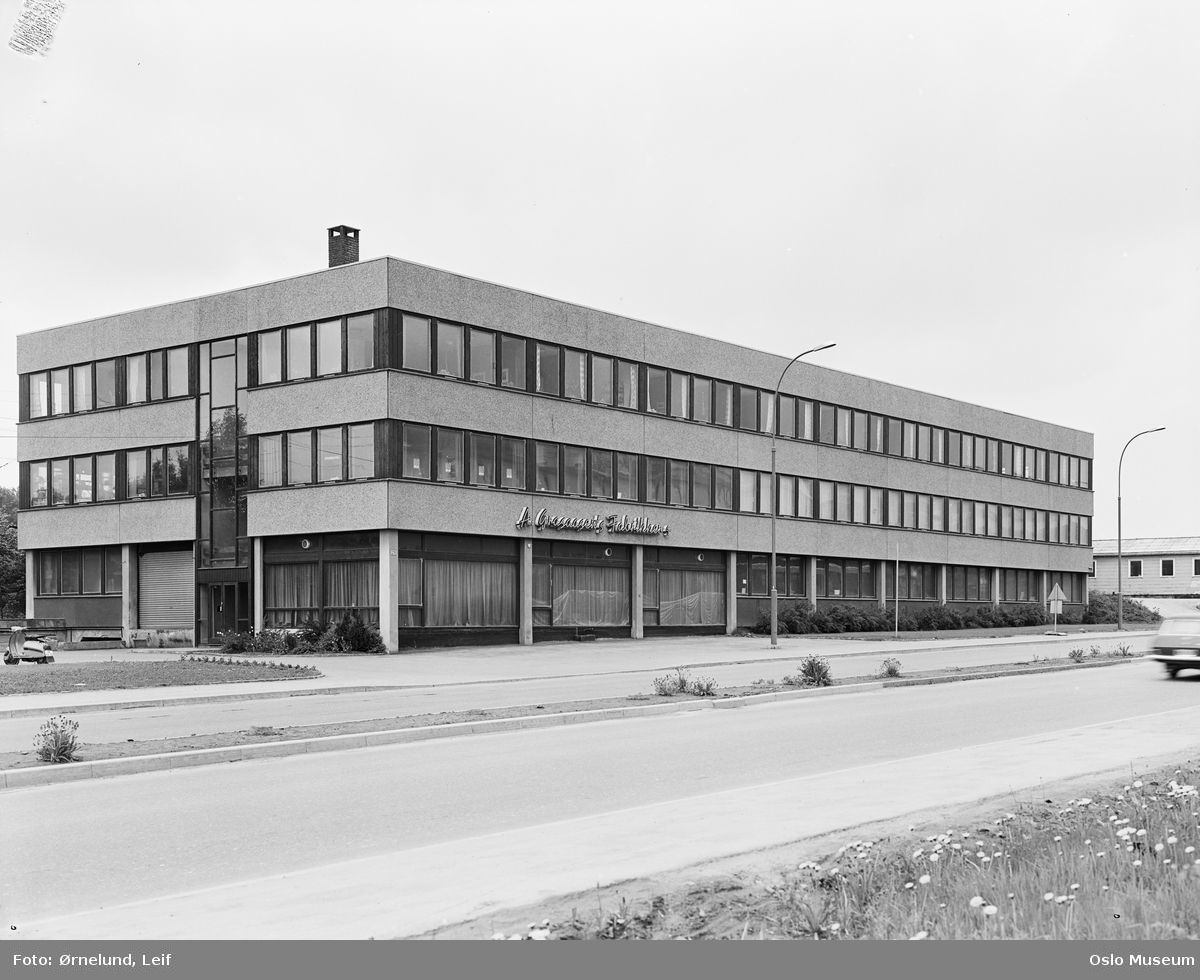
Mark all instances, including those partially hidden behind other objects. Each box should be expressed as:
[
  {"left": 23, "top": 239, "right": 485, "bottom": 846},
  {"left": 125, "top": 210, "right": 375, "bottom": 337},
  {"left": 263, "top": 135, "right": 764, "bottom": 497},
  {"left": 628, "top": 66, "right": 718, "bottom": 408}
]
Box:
[{"left": 0, "top": 486, "right": 25, "bottom": 619}]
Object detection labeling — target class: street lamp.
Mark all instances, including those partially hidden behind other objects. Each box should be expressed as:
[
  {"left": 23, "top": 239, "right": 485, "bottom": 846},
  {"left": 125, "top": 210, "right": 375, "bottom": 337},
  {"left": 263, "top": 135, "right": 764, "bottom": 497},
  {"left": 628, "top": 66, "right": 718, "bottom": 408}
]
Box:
[
  {"left": 770, "top": 343, "right": 836, "bottom": 648},
  {"left": 1116, "top": 426, "right": 1165, "bottom": 631}
]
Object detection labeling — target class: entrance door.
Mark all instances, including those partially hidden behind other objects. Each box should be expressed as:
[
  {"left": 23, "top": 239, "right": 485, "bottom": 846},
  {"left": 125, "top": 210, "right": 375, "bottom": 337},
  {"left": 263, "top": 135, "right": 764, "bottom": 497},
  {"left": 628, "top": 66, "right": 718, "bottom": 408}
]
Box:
[{"left": 207, "top": 583, "right": 238, "bottom": 642}]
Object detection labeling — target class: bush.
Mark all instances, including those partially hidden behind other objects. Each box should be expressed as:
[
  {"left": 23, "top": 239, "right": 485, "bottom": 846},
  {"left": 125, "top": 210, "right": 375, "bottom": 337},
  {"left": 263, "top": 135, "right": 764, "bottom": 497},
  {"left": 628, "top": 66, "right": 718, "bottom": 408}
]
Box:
[
  {"left": 784, "top": 655, "right": 833, "bottom": 688},
  {"left": 652, "top": 668, "right": 692, "bottom": 697},
  {"left": 1082, "top": 592, "right": 1161, "bottom": 625},
  {"left": 687, "top": 675, "right": 717, "bottom": 696},
  {"left": 34, "top": 714, "right": 79, "bottom": 764},
  {"left": 1067, "top": 647, "right": 1086, "bottom": 663},
  {"left": 218, "top": 612, "right": 385, "bottom": 656},
  {"left": 877, "top": 657, "right": 902, "bottom": 678}
]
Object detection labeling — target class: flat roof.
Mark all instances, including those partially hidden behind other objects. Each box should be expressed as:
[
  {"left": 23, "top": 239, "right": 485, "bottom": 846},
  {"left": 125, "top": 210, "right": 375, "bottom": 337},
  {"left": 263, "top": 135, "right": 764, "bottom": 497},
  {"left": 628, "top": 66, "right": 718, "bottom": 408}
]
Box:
[{"left": 1093, "top": 537, "right": 1200, "bottom": 556}]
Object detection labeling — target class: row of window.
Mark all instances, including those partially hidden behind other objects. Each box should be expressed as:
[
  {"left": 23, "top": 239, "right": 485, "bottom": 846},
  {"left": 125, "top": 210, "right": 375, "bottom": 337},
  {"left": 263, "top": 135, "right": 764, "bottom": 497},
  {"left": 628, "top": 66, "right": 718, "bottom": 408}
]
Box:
[
  {"left": 737, "top": 554, "right": 1085, "bottom": 603},
  {"left": 256, "top": 425, "right": 375, "bottom": 487},
  {"left": 25, "top": 445, "right": 193, "bottom": 507},
  {"left": 1126, "top": 558, "right": 1200, "bottom": 578},
  {"left": 36, "top": 546, "right": 124, "bottom": 596},
  {"left": 25, "top": 346, "right": 192, "bottom": 419},
  {"left": 342, "top": 422, "right": 1092, "bottom": 547}
]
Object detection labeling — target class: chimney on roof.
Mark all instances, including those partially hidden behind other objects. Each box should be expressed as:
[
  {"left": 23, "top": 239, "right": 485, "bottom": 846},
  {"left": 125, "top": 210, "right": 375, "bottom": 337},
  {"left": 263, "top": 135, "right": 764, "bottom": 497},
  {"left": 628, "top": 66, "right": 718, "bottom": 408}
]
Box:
[{"left": 327, "top": 225, "right": 360, "bottom": 267}]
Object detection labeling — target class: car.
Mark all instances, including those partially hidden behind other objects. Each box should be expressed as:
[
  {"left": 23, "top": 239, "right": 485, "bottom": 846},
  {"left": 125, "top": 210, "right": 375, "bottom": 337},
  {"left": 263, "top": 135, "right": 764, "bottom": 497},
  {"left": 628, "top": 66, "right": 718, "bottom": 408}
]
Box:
[{"left": 1150, "top": 617, "right": 1200, "bottom": 678}]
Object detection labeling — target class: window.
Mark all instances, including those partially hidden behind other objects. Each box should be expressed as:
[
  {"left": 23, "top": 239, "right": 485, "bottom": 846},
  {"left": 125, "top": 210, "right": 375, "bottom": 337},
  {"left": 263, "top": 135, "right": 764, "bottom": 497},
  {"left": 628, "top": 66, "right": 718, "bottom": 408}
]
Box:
[
  {"left": 51, "top": 368, "right": 70, "bottom": 415},
  {"left": 590, "top": 355, "right": 613, "bottom": 405},
  {"left": 777, "top": 474, "right": 795, "bottom": 516},
  {"left": 318, "top": 427, "right": 343, "bottom": 482},
  {"left": 714, "top": 467, "right": 734, "bottom": 510},
  {"left": 347, "top": 424, "right": 374, "bottom": 479},
  {"left": 437, "top": 429, "right": 464, "bottom": 483},
  {"left": 347, "top": 315, "right": 374, "bottom": 372},
  {"left": 818, "top": 481, "right": 835, "bottom": 520},
  {"left": 125, "top": 450, "right": 148, "bottom": 499},
  {"left": 1194, "top": 558, "right": 1200, "bottom": 576},
  {"left": 286, "top": 325, "right": 312, "bottom": 380},
  {"left": 535, "top": 344, "right": 561, "bottom": 395},
  {"left": 259, "top": 435, "right": 283, "bottom": 487},
  {"left": 535, "top": 442, "right": 559, "bottom": 493},
  {"left": 28, "top": 372, "right": 48, "bottom": 418},
  {"left": 402, "top": 315, "right": 431, "bottom": 371},
  {"left": 818, "top": 404, "right": 836, "bottom": 444},
  {"left": 50, "top": 459, "right": 68, "bottom": 505},
  {"left": 616, "top": 360, "right": 639, "bottom": 409},
  {"left": 815, "top": 558, "right": 876, "bottom": 599},
  {"left": 738, "top": 387, "right": 760, "bottom": 431},
  {"left": 590, "top": 450, "right": 613, "bottom": 498},
  {"left": 851, "top": 410, "right": 866, "bottom": 450},
  {"left": 646, "top": 458, "right": 667, "bottom": 504},
  {"left": 692, "top": 377, "right": 712, "bottom": 423},
  {"left": 670, "top": 372, "right": 689, "bottom": 419},
  {"left": 836, "top": 407, "right": 852, "bottom": 447},
  {"left": 1162, "top": 559, "right": 1175, "bottom": 577},
  {"left": 126, "top": 354, "right": 148, "bottom": 404},
  {"left": 500, "top": 336, "right": 527, "bottom": 389},
  {"left": 500, "top": 437, "right": 526, "bottom": 489},
  {"left": 562, "top": 446, "right": 586, "bottom": 495},
  {"left": 469, "top": 433, "right": 495, "bottom": 486},
  {"left": 92, "top": 360, "right": 116, "bottom": 409},
  {"left": 469, "top": 329, "right": 495, "bottom": 384},
  {"left": 869, "top": 487, "right": 883, "bottom": 525},
  {"left": 779, "top": 395, "right": 796, "bottom": 438},
  {"left": 930, "top": 427, "right": 944, "bottom": 463},
  {"left": 150, "top": 447, "right": 167, "bottom": 496},
  {"left": 738, "top": 470, "right": 756, "bottom": 513},
  {"left": 72, "top": 364, "right": 93, "bottom": 412},
  {"left": 759, "top": 395, "right": 774, "bottom": 435},
  {"left": 647, "top": 367, "right": 668, "bottom": 414},
  {"left": 96, "top": 454, "right": 116, "bottom": 501},
  {"left": 258, "top": 331, "right": 282, "bottom": 384},
  {"left": 73, "top": 456, "right": 93, "bottom": 503},
  {"left": 670, "top": 460, "right": 690, "bottom": 506},
  {"left": 887, "top": 418, "right": 902, "bottom": 456},
  {"left": 1129, "top": 560, "right": 1142, "bottom": 577},
  {"left": 692, "top": 463, "right": 712, "bottom": 509},
  {"left": 797, "top": 478, "right": 814, "bottom": 519},
  {"left": 564, "top": 349, "right": 587, "bottom": 400},
  {"left": 437, "top": 323, "right": 464, "bottom": 378},
  {"left": 616, "top": 454, "right": 638, "bottom": 500},
  {"left": 713, "top": 381, "right": 733, "bottom": 426},
  {"left": 917, "top": 425, "right": 931, "bottom": 461},
  {"left": 317, "top": 319, "right": 342, "bottom": 376},
  {"left": 288, "top": 431, "right": 313, "bottom": 484},
  {"left": 799, "top": 401, "right": 814, "bottom": 440},
  {"left": 868, "top": 414, "right": 884, "bottom": 453},
  {"left": 903, "top": 421, "right": 917, "bottom": 459}
]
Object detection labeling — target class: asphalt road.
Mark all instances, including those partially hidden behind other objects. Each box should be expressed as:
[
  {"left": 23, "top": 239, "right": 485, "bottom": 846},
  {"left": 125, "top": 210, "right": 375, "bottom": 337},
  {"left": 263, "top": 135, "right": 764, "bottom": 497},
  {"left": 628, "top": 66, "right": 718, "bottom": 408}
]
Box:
[
  {"left": 5, "top": 657, "right": 1198, "bottom": 939},
  {"left": 0, "top": 633, "right": 1154, "bottom": 751}
]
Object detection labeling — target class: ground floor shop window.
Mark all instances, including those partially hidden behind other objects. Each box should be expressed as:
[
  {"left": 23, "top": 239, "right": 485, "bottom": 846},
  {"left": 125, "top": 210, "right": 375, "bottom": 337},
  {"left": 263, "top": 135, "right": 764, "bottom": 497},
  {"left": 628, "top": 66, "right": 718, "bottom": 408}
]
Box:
[
  {"left": 816, "top": 558, "right": 876, "bottom": 599},
  {"left": 885, "top": 561, "right": 938, "bottom": 600},
  {"left": 736, "top": 554, "right": 805, "bottom": 597},
  {"left": 651, "top": 569, "right": 724, "bottom": 626},
  {"left": 422, "top": 559, "right": 517, "bottom": 627},
  {"left": 533, "top": 563, "right": 631, "bottom": 627}
]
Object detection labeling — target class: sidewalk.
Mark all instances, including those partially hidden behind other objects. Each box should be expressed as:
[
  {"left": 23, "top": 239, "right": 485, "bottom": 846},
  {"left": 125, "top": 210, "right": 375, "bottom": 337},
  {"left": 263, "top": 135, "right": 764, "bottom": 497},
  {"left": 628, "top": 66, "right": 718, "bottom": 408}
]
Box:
[{"left": 0, "top": 630, "right": 1156, "bottom": 789}]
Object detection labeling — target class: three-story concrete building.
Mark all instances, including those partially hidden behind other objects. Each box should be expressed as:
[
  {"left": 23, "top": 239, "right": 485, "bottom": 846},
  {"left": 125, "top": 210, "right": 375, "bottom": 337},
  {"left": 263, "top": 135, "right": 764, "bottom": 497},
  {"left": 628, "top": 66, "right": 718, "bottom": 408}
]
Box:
[{"left": 16, "top": 227, "right": 1094, "bottom": 650}]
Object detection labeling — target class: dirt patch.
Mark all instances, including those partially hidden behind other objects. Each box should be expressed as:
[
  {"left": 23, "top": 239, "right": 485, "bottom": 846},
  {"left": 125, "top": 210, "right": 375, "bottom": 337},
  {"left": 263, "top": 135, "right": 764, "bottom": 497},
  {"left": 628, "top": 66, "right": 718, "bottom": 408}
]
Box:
[{"left": 0, "top": 659, "right": 322, "bottom": 696}]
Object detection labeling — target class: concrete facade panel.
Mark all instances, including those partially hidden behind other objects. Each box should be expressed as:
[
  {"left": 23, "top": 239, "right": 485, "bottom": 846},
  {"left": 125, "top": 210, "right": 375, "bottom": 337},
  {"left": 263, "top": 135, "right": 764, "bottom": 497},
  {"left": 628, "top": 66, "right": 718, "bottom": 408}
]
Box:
[
  {"left": 18, "top": 260, "right": 389, "bottom": 372},
  {"left": 17, "top": 500, "right": 196, "bottom": 549},
  {"left": 244, "top": 373, "right": 389, "bottom": 435},
  {"left": 19, "top": 400, "right": 197, "bottom": 461},
  {"left": 246, "top": 483, "right": 390, "bottom": 538}
]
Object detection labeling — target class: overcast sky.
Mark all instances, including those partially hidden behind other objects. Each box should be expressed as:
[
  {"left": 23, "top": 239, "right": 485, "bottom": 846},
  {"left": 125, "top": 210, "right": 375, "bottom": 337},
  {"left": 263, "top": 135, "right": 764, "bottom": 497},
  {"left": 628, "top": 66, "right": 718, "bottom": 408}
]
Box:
[{"left": 1, "top": 1, "right": 1196, "bottom": 539}]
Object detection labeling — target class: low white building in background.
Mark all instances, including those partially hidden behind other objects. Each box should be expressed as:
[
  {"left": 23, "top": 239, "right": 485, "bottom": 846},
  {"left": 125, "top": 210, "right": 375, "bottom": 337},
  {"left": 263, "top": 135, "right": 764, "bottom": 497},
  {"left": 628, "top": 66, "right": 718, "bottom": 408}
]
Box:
[{"left": 1091, "top": 537, "right": 1200, "bottom": 597}]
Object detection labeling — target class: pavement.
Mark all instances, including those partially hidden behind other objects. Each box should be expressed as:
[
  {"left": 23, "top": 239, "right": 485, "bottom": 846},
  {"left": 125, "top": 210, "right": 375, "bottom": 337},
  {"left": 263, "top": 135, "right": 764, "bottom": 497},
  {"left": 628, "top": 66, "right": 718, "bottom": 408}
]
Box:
[{"left": 0, "top": 628, "right": 1158, "bottom": 789}]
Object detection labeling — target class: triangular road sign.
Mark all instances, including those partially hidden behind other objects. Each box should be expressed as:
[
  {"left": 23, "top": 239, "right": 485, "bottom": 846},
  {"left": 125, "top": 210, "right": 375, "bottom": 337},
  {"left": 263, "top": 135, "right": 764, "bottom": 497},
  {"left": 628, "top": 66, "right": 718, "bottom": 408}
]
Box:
[{"left": 1047, "top": 583, "right": 1067, "bottom": 603}]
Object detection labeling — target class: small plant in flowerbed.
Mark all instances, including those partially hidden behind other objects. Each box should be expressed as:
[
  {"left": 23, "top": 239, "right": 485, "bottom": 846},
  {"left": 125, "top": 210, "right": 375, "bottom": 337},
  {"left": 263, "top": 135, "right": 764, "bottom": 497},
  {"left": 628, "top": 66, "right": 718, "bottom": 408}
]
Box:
[
  {"left": 651, "top": 668, "right": 719, "bottom": 697},
  {"left": 877, "top": 657, "right": 902, "bottom": 679},
  {"left": 219, "top": 611, "right": 386, "bottom": 656},
  {"left": 34, "top": 714, "right": 79, "bottom": 764},
  {"left": 179, "top": 654, "right": 319, "bottom": 674},
  {"left": 1067, "top": 647, "right": 1086, "bottom": 663},
  {"left": 783, "top": 655, "right": 833, "bottom": 688}
]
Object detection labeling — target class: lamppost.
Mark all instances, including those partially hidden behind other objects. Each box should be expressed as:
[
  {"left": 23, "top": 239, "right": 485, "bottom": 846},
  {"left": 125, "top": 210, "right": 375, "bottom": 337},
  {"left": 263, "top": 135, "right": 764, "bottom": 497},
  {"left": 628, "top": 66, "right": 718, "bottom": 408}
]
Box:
[
  {"left": 770, "top": 343, "right": 836, "bottom": 648},
  {"left": 1116, "top": 426, "right": 1165, "bottom": 631}
]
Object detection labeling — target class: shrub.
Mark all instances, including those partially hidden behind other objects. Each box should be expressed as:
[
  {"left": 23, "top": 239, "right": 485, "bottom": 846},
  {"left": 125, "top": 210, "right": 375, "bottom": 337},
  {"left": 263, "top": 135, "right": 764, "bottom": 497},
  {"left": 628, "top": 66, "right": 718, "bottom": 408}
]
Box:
[
  {"left": 653, "top": 668, "right": 692, "bottom": 696},
  {"left": 217, "top": 613, "right": 385, "bottom": 656},
  {"left": 877, "top": 657, "right": 902, "bottom": 678},
  {"left": 334, "top": 611, "right": 385, "bottom": 653},
  {"left": 687, "top": 675, "right": 717, "bottom": 696},
  {"left": 34, "top": 714, "right": 79, "bottom": 764},
  {"left": 785, "top": 655, "right": 833, "bottom": 688},
  {"left": 1067, "top": 647, "right": 1086, "bottom": 663},
  {"left": 1082, "top": 592, "right": 1161, "bottom": 625}
]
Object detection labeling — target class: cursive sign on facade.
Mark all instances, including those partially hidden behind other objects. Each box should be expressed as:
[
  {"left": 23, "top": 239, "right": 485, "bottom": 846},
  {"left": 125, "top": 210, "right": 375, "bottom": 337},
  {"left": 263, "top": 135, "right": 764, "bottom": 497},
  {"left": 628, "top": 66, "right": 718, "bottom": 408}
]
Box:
[{"left": 515, "top": 506, "right": 670, "bottom": 537}]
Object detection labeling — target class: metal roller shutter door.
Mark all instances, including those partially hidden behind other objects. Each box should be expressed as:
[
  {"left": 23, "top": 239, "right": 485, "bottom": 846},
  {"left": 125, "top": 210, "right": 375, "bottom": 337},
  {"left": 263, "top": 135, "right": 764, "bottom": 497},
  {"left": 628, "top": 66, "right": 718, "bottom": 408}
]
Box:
[{"left": 139, "top": 550, "right": 194, "bottom": 629}]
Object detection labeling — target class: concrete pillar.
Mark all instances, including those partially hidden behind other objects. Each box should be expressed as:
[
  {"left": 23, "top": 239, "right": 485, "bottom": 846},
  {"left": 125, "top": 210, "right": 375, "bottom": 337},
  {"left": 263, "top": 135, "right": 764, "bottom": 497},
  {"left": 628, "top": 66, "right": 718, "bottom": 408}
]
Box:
[
  {"left": 807, "top": 556, "right": 818, "bottom": 609},
  {"left": 631, "top": 545, "right": 644, "bottom": 639},
  {"left": 725, "top": 550, "right": 737, "bottom": 635},
  {"left": 992, "top": 567, "right": 1001, "bottom": 607},
  {"left": 252, "top": 537, "right": 265, "bottom": 633},
  {"left": 519, "top": 539, "right": 534, "bottom": 645},
  {"left": 379, "top": 530, "right": 399, "bottom": 653},
  {"left": 877, "top": 559, "right": 888, "bottom": 610},
  {"left": 121, "top": 544, "right": 138, "bottom": 646},
  {"left": 938, "top": 565, "right": 948, "bottom": 606},
  {"left": 1040, "top": 570, "right": 1049, "bottom": 608},
  {"left": 25, "top": 551, "right": 36, "bottom": 620}
]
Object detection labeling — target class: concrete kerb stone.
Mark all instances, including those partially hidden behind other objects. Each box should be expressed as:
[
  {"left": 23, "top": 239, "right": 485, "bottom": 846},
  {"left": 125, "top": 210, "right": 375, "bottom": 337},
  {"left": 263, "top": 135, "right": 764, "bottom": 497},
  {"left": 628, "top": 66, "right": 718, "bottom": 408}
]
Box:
[{"left": 2, "top": 657, "right": 1146, "bottom": 791}]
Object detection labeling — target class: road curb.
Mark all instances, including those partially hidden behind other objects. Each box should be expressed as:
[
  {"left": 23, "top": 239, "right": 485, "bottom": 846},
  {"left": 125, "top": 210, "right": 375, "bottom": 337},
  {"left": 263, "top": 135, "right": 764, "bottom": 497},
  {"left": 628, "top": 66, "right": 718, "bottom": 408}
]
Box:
[{"left": 0, "top": 658, "right": 1146, "bottom": 791}]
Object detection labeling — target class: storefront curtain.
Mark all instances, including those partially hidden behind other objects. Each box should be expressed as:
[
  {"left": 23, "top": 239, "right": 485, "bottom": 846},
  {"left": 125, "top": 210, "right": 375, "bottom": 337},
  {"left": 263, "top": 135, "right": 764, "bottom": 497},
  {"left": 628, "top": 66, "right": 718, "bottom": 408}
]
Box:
[
  {"left": 264, "top": 562, "right": 317, "bottom": 626},
  {"left": 424, "top": 559, "right": 517, "bottom": 627},
  {"left": 324, "top": 560, "right": 380, "bottom": 624},
  {"left": 551, "top": 565, "right": 630, "bottom": 627},
  {"left": 659, "top": 569, "right": 725, "bottom": 626}
]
